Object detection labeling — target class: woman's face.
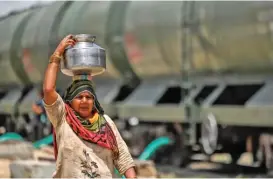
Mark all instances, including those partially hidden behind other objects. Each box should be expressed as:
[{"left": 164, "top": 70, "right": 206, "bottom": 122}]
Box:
[{"left": 70, "top": 91, "right": 94, "bottom": 118}]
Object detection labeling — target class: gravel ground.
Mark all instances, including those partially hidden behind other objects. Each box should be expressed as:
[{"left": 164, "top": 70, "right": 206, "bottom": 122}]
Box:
[
  {"left": 157, "top": 153, "right": 268, "bottom": 178},
  {"left": 0, "top": 150, "right": 269, "bottom": 178}
]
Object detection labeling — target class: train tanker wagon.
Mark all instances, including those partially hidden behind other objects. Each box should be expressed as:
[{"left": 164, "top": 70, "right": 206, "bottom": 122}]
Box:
[
  {"left": 113, "top": 1, "right": 273, "bottom": 174},
  {"left": 2, "top": 0, "right": 273, "bottom": 175},
  {"left": 188, "top": 1, "right": 273, "bottom": 173}
]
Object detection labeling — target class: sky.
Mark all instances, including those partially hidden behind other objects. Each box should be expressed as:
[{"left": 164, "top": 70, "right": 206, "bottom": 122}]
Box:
[{"left": 0, "top": 1, "right": 54, "bottom": 17}]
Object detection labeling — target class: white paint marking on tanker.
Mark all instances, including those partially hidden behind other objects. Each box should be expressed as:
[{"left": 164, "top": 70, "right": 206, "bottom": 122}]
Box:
[
  {"left": 198, "top": 7, "right": 206, "bottom": 20},
  {"left": 112, "top": 35, "right": 123, "bottom": 43},
  {"left": 257, "top": 9, "right": 273, "bottom": 22},
  {"left": 256, "top": 23, "right": 268, "bottom": 35},
  {"left": 269, "top": 52, "right": 273, "bottom": 65},
  {"left": 269, "top": 22, "right": 273, "bottom": 32}
]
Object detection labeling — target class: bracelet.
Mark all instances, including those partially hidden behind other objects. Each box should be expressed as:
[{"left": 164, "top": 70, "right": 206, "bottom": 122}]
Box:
[
  {"left": 49, "top": 55, "right": 62, "bottom": 64},
  {"left": 53, "top": 51, "right": 62, "bottom": 58}
]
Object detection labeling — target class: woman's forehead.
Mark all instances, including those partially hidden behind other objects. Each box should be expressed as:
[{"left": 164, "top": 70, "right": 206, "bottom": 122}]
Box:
[{"left": 77, "top": 91, "right": 93, "bottom": 96}]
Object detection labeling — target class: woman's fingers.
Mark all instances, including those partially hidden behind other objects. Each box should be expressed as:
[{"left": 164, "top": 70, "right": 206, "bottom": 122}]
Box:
[
  {"left": 54, "top": 34, "right": 77, "bottom": 55},
  {"left": 66, "top": 34, "right": 74, "bottom": 39},
  {"left": 71, "top": 35, "right": 77, "bottom": 41},
  {"left": 66, "top": 39, "right": 76, "bottom": 47},
  {"left": 67, "top": 43, "right": 75, "bottom": 47},
  {"left": 67, "top": 39, "right": 76, "bottom": 44}
]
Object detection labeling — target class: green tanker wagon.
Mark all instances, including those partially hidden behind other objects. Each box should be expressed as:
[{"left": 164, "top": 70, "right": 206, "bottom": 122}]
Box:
[{"left": 1, "top": 0, "right": 273, "bottom": 175}]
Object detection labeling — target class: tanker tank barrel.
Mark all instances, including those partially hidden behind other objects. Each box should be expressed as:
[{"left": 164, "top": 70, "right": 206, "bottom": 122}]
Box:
[{"left": 1, "top": 1, "right": 273, "bottom": 94}]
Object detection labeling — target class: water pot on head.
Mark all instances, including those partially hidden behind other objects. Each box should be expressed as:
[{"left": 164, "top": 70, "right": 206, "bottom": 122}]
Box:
[{"left": 61, "top": 34, "right": 106, "bottom": 77}]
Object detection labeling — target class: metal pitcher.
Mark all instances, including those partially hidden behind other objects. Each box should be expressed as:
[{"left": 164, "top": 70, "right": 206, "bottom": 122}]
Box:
[{"left": 61, "top": 34, "right": 106, "bottom": 77}]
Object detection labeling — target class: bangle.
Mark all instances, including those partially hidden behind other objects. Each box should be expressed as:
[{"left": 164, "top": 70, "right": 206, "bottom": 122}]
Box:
[
  {"left": 49, "top": 54, "right": 62, "bottom": 64},
  {"left": 53, "top": 52, "right": 63, "bottom": 59},
  {"left": 53, "top": 51, "right": 62, "bottom": 58}
]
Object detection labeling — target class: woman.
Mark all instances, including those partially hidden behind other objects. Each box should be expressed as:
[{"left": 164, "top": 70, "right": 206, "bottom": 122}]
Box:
[{"left": 43, "top": 35, "right": 137, "bottom": 178}]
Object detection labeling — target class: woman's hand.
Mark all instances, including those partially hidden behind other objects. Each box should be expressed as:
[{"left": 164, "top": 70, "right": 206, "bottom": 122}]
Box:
[
  {"left": 124, "top": 167, "right": 137, "bottom": 179},
  {"left": 54, "top": 34, "right": 77, "bottom": 56},
  {"left": 32, "top": 103, "right": 43, "bottom": 115}
]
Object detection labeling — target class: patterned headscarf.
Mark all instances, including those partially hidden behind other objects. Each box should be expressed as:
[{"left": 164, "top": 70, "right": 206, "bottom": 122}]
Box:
[{"left": 63, "top": 79, "right": 104, "bottom": 114}]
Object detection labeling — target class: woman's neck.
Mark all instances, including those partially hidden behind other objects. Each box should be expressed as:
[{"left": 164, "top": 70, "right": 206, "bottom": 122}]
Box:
[{"left": 88, "top": 112, "right": 99, "bottom": 124}]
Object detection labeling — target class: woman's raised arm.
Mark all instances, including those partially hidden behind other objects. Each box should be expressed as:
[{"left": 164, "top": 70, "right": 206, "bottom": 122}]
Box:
[{"left": 43, "top": 34, "right": 76, "bottom": 105}]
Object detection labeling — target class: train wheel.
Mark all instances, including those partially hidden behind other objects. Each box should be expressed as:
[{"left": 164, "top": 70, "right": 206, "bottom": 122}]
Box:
[{"left": 200, "top": 113, "right": 218, "bottom": 156}]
